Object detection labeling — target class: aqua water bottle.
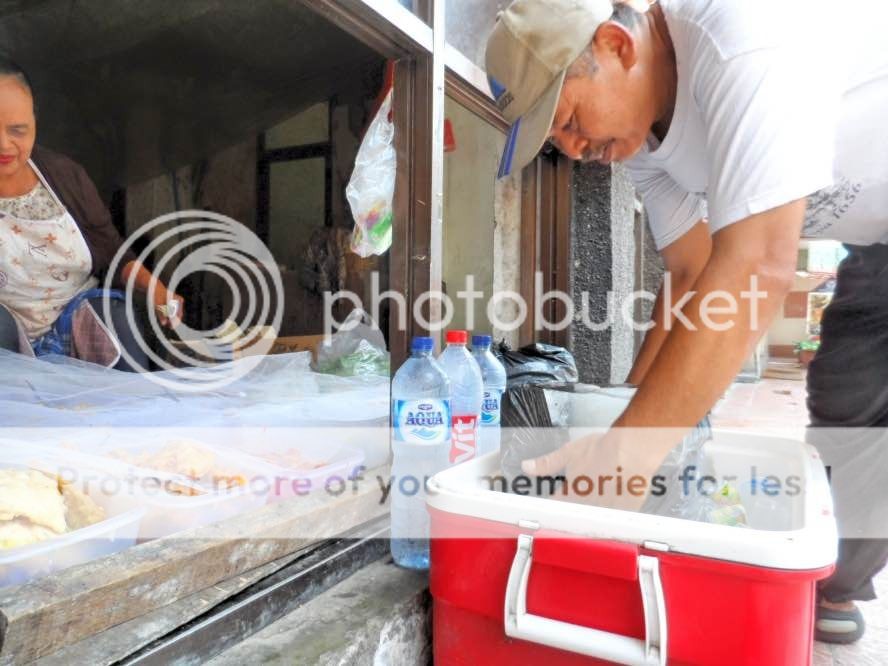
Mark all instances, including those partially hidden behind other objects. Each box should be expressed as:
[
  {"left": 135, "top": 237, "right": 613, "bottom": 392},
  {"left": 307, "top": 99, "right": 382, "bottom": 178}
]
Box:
[
  {"left": 391, "top": 336, "right": 451, "bottom": 569},
  {"left": 472, "top": 335, "right": 507, "bottom": 456}
]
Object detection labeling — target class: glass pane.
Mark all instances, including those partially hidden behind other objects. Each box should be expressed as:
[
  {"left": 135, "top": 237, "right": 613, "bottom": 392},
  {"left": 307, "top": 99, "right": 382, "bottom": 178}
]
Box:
[
  {"left": 443, "top": 98, "right": 523, "bottom": 345},
  {"left": 446, "top": 0, "right": 508, "bottom": 69},
  {"left": 268, "top": 158, "right": 326, "bottom": 269},
  {"left": 396, "top": 0, "right": 425, "bottom": 22},
  {"left": 265, "top": 103, "right": 329, "bottom": 149}
]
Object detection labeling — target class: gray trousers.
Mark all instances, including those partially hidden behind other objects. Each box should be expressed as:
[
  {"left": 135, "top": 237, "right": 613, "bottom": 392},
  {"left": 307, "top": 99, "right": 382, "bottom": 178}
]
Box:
[
  {"left": 807, "top": 243, "right": 888, "bottom": 603},
  {"left": 0, "top": 298, "right": 148, "bottom": 372}
]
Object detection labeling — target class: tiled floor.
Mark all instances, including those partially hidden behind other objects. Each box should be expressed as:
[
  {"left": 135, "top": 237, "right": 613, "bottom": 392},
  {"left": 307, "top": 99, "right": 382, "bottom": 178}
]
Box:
[
  {"left": 711, "top": 374, "right": 809, "bottom": 440},
  {"left": 813, "top": 572, "right": 888, "bottom": 665},
  {"left": 712, "top": 368, "right": 888, "bottom": 665}
]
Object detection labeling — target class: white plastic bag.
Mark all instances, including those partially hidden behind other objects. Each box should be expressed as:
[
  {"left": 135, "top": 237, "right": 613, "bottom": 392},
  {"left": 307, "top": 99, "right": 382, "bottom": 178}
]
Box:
[{"left": 347, "top": 90, "right": 395, "bottom": 257}]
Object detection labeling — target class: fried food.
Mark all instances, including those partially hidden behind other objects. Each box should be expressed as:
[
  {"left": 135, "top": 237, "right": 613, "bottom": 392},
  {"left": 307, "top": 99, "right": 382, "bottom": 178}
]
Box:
[
  {"left": 60, "top": 482, "right": 107, "bottom": 530},
  {"left": 162, "top": 480, "right": 205, "bottom": 496},
  {"left": 0, "top": 468, "right": 107, "bottom": 550},
  {"left": 262, "top": 449, "right": 327, "bottom": 470},
  {"left": 116, "top": 440, "right": 217, "bottom": 480},
  {"left": 0, "top": 519, "right": 58, "bottom": 550},
  {"left": 209, "top": 471, "right": 247, "bottom": 490},
  {"left": 111, "top": 441, "right": 247, "bottom": 492},
  {"left": 0, "top": 469, "right": 67, "bottom": 534}
]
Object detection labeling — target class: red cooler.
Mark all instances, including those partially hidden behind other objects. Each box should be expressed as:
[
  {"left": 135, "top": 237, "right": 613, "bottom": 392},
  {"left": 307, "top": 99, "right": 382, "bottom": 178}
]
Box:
[{"left": 428, "top": 432, "right": 837, "bottom": 665}]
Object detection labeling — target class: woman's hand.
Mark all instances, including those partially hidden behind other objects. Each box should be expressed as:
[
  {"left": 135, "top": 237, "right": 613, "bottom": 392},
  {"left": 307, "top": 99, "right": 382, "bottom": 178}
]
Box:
[
  {"left": 153, "top": 288, "right": 184, "bottom": 328},
  {"left": 122, "top": 260, "right": 184, "bottom": 328}
]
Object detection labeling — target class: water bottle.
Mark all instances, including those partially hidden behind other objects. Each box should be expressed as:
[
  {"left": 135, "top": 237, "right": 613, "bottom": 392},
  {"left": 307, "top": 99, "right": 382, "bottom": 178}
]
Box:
[
  {"left": 472, "top": 335, "right": 507, "bottom": 456},
  {"left": 391, "top": 336, "right": 451, "bottom": 569},
  {"left": 438, "top": 330, "right": 483, "bottom": 466}
]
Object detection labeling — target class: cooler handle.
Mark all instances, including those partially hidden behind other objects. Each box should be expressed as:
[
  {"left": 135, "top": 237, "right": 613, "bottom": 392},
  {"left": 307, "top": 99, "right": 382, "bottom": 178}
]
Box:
[{"left": 504, "top": 534, "right": 667, "bottom": 666}]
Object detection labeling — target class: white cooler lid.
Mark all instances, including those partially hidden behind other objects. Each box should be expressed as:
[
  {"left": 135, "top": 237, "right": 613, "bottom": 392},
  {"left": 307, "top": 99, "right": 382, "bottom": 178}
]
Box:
[{"left": 427, "top": 431, "right": 837, "bottom": 571}]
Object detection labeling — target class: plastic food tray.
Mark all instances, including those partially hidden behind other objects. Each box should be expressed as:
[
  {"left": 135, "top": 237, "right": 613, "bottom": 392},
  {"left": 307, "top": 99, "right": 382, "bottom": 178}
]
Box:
[
  {"left": 211, "top": 428, "right": 366, "bottom": 503},
  {"left": 0, "top": 450, "right": 144, "bottom": 588},
  {"left": 51, "top": 437, "right": 271, "bottom": 540}
]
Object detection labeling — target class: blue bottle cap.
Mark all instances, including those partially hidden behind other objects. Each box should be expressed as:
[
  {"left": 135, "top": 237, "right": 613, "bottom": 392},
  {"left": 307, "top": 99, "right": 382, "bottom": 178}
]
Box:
[
  {"left": 411, "top": 336, "right": 434, "bottom": 353},
  {"left": 472, "top": 334, "right": 493, "bottom": 347}
]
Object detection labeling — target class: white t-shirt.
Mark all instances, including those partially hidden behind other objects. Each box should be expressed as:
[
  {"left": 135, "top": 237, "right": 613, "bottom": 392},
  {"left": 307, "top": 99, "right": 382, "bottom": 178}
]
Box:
[{"left": 626, "top": 0, "right": 888, "bottom": 250}]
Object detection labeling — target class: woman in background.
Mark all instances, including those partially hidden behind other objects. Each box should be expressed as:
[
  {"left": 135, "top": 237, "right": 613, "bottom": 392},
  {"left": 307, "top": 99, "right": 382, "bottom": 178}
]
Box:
[{"left": 0, "top": 57, "right": 182, "bottom": 370}]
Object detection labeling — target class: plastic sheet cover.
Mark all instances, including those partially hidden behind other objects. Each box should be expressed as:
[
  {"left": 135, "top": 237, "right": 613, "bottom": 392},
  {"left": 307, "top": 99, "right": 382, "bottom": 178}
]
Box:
[{"left": 0, "top": 349, "right": 389, "bottom": 429}]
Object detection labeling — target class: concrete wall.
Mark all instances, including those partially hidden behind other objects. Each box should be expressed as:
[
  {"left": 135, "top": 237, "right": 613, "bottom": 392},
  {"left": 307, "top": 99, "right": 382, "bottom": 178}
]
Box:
[
  {"left": 266, "top": 102, "right": 330, "bottom": 272},
  {"left": 125, "top": 138, "right": 258, "bottom": 276},
  {"left": 445, "top": 1, "right": 508, "bottom": 68},
  {"left": 492, "top": 164, "right": 522, "bottom": 348},
  {"left": 568, "top": 163, "right": 778, "bottom": 383},
  {"left": 123, "top": 101, "right": 368, "bottom": 336},
  {"left": 608, "top": 164, "right": 641, "bottom": 384},
  {"left": 634, "top": 207, "right": 665, "bottom": 355}
]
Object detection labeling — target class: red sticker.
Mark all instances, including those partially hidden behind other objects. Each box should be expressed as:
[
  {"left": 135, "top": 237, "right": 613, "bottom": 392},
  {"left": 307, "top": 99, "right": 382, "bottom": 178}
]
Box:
[{"left": 449, "top": 415, "right": 478, "bottom": 464}]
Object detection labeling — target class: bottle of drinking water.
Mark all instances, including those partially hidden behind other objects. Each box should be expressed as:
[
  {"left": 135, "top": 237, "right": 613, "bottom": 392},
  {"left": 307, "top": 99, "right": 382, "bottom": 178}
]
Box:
[
  {"left": 391, "top": 336, "right": 451, "bottom": 569},
  {"left": 472, "top": 335, "right": 507, "bottom": 456},
  {"left": 438, "top": 330, "right": 484, "bottom": 466}
]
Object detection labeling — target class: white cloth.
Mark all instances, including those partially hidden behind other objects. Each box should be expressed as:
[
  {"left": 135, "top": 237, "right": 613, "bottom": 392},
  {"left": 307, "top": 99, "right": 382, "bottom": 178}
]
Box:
[
  {"left": 626, "top": 0, "right": 888, "bottom": 250},
  {"left": 0, "top": 161, "right": 98, "bottom": 339}
]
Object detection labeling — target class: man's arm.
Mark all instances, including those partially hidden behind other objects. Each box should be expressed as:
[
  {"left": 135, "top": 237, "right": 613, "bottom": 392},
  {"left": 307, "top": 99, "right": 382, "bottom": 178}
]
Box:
[
  {"left": 626, "top": 220, "right": 711, "bottom": 385},
  {"left": 525, "top": 200, "right": 804, "bottom": 508},
  {"left": 618, "top": 200, "right": 804, "bottom": 432}
]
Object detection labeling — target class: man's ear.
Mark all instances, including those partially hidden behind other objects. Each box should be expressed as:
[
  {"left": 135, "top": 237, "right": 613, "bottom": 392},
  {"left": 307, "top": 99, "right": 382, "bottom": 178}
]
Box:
[{"left": 593, "top": 22, "right": 637, "bottom": 70}]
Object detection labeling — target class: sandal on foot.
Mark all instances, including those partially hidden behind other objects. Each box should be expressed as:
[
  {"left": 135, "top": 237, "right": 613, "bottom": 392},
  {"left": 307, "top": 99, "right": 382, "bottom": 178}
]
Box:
[{"left": 815, "top": 604, "right": 865, "bottom": 644}]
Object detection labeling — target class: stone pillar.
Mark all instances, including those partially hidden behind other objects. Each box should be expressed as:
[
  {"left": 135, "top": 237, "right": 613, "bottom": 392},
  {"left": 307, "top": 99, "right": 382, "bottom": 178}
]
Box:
[
  {"left": 634, "top": 206, "right": 665, "bottom": 355},
  {"left": 569, "top": 163, "right": 662, "bottom": 385}
]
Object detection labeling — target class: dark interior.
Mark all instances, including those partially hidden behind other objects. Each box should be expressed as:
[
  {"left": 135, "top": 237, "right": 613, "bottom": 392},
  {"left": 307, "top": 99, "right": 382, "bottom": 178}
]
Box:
[
  {"left": 1, "top": 1, "right": 391, "bottom": 347},
  {"left": 3, "top": 0, "right": 382, "bottom": 191}
]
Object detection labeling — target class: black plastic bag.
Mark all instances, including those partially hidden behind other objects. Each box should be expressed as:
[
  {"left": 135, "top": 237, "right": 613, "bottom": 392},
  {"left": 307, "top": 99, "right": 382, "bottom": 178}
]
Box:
[
  {"left": 499, "top": 384, "right": 570, "bottom": 489},
  {"left": 494, "top": 342, "right": 579, "bottom": 388}
]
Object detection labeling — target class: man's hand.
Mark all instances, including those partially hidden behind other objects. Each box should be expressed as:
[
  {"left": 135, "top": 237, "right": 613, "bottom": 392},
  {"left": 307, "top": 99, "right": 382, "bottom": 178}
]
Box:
[{"left": 521, "top": 430, "right": 660, "bottom": 511}]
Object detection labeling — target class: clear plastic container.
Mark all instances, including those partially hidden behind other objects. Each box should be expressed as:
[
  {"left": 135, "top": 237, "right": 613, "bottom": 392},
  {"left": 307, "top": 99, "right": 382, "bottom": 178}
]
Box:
[
  {"left": 127, "top": 474, "right": 267, "bottom": 541},
  {"left": 0, "top": 450, "right": 144, "bottom": 588},
  {"left": 210, "top": 428, "right": 366, "bottom": 502},
  {"left": 68, "top": 437, "right": 266, "bottom": 491},
  {"left": 50, "top": 435, "right": 270, "bottom": 540}
]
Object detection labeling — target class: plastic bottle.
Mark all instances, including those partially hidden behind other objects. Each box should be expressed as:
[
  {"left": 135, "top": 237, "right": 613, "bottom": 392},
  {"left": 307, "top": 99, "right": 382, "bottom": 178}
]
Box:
[
  {"left": 390, "top": 336, "right": 451, "bottom": 569},
  {"left": 472, "top": 335, "right": 507, "bottom": 456},
  {"left": 438, "top": 330, "right": 484, "bottom": 466}
]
